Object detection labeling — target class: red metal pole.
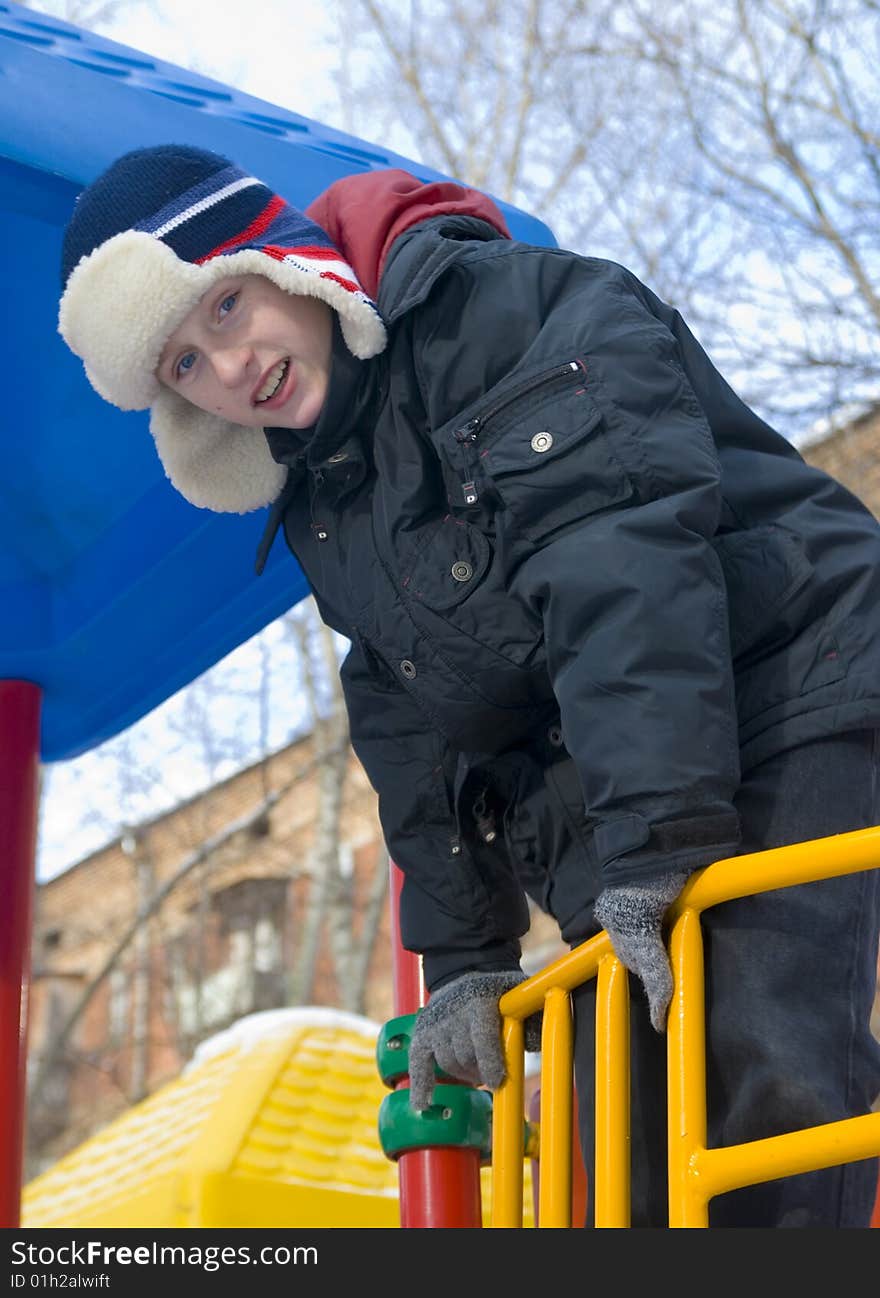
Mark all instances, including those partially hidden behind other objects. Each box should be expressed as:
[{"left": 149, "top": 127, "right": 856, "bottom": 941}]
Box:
[
  {"left": 389, "top": 860, "right": 484, "bottom": 1228},
  {"left": 0, "top": 681, "right": 41, "bottom": 1228},
  {"left": 396, "top": 1146, "right": 484, "bottom": 1228},
  {"left": 390, "top": 861, "right": 423, "bottom": 1020}
]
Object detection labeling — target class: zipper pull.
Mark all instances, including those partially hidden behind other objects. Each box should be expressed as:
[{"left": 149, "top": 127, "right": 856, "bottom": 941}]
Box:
[
  {"left": 472, "top": 791, "right": 497, "bottom": 844},
  {"left": 454, "top": 417, "right": 482, "bottom": 444},
  {"left": 453, "top": 418, "right": 482, "bottom": 506},
  {"left": 310, "top": 469, "right": 329, "bottom": 541}
]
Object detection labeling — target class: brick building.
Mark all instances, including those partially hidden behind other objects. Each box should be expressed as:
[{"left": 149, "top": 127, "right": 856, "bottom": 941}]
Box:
[
  {"left": 26, "top": 728, "right": 561, "bottom": 1175},
  {"left": 25, "top": 404, "right": 880, "bottom": 1176},
  {"left": 27, "top": 736, "right": 380, "bottom": 1171},
  {"left": 800, "top": 404, "right": 880, "bottom": 505}
]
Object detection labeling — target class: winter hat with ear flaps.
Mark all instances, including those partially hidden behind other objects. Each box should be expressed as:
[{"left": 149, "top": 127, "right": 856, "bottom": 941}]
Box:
[{"left": 58, "top": 144, "right": 387, "bottom": 514}]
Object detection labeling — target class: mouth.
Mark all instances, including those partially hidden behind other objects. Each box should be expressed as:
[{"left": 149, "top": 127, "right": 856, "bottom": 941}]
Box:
[{"left": 253, "top": 357, "right": 293, "bottom": 409}]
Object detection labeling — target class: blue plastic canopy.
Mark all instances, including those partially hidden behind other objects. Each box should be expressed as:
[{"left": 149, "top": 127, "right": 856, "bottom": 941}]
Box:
[{"left": 0, "top": 1, "right": 556, "bottom": 762}]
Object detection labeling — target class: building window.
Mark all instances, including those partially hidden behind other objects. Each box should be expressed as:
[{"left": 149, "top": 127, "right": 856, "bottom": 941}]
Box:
[
  {"left": 170, "top": 877, "right": 289, "bottom": 1039},
  {"left": 108, "top": 966, "right": 129, "bottom": 1046}
]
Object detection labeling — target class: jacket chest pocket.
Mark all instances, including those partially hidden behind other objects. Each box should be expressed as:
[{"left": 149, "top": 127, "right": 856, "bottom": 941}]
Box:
[{"left": 441, "top": 359, "right": 634, "bottom": 543}]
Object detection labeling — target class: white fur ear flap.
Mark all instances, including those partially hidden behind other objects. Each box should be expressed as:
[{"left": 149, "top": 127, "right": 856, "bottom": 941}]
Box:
[
  {"left": 59, "top": 231, "right": 206, "bottom": 410},
  {"left": 151, "top": 390, "right": 287, "bottom": 513}
]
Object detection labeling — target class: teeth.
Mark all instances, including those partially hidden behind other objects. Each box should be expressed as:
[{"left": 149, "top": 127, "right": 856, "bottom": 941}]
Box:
[{"left": 256, "top": 358, "right": 289, "bottom": 403}]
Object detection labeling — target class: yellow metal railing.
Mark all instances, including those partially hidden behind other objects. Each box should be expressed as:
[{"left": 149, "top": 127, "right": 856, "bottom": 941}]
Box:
[{"left": 492, "top": 825, "right": 880, "bottom": 1228}]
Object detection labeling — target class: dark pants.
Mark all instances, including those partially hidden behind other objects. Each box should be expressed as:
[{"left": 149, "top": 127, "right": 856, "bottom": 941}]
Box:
[{"left": 572, "top": 728, "right": 880, "bottom": 1227}]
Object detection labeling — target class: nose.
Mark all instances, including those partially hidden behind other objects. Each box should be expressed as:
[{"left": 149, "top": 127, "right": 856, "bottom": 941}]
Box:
[{"left": 211, "top": 344, "right": 252, "bottom": 390}]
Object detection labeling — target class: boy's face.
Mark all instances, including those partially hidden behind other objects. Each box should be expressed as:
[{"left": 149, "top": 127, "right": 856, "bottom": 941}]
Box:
[{"left": 157, "top": 273, "right": 334, "bottom": 429}]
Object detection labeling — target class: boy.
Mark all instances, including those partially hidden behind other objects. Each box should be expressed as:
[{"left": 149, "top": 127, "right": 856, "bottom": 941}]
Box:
[{"left": 59, "top": 144, "right": 880, "bottom": 1226}]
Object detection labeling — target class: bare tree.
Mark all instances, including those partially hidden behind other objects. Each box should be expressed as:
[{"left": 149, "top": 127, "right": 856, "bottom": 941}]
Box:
[
  {"left": 282, "top": 602, "right": 388, "bottom": 1012},
  {"left": 613, "top": 0, "right": 880, "bottom": 432},
  {"left": 28, "top": 743, "right": 345, "bottom": 1127},
  {"left": 30, "top": 602, "right": 391, "bottom": 1166},
  {"left": 335, "top": 0, "right": 878, "bottom": 437}
]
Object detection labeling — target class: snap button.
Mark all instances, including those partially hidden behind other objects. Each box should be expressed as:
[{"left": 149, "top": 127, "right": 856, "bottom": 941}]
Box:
[
  {"left": 451, "top": 560, "right": 474, "bottom": 582},
  {"left": 531, "top": 431, "right": 554, "bottom": 453},
  {"left": 326, "top": 450, "right": 348, "bottom": 464},
  {"left": 548, "top": 725, "right": 564, "bottom": 747},
  {"left": 400, "top": 659, "right": 417, "bottom": 679}
]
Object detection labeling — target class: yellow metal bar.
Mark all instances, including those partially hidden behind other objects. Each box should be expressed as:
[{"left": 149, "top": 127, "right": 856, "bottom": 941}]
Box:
[
  {"left": 594, "top": 953, "right": 630, "bottom": 1226},
  {"left": 488, "top": 825, "right": 880, "bottom": 1230},
  {"left": 498, "top": 931, "right": 610, "bottom": 1021},
  {"left": 674, "top": 825, "right": 880, "bottom": 918},
  {"left": 490, "top": 1016, "right": 525, "bottom": 1227},
  {"left": 693, "top": 1112, "right": 880, "bottom": 1200},
  {"left": 538, "top": 987, "right": 573, "bottom": 1228},
  {"left": 664, "top": 824, "right": 880, "bottom": 1225},
  {"left": 666, "top": 906, "right": 709, "bottom": 1227},
  {"left": 499, "top": 828, "right": 880, "bottom": 1029}
]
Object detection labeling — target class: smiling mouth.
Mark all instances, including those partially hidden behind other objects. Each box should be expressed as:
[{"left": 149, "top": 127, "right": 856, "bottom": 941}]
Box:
[{"left": 255, "top": 358, "right": 290, "bottom": 405}]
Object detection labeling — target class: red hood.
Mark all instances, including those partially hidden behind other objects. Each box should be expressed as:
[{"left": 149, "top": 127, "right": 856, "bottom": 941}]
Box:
[{"left": 305, "top": 168, "right": 511, "bottom": 301}]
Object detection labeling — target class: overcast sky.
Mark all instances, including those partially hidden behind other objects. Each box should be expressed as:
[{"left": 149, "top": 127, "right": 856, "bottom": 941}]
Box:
[{"left": 65, "top": 0, "right": 343, "bottom": 123}]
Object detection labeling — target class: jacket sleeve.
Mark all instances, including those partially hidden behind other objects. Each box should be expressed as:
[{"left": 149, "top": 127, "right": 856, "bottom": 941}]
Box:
[
  {"left": 338, "top": 635, "right": 527, "bottom": 990},
  {"left": 502, "top": 259, "right": 744, "bottom": 888}
]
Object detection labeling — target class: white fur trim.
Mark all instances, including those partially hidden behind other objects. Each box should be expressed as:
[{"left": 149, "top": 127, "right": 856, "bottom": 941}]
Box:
[
  {"left": 59, "top": 232, "right": 204, "bottom": 410},
  {"left": 150, "top": 389, "right": 287, "bottom": 513},
  {"left": 58, "top": 232, "right": 386, "bottom": 411},
  {"left": 58, "top": 229, "right": 387, "bottom": 513}
]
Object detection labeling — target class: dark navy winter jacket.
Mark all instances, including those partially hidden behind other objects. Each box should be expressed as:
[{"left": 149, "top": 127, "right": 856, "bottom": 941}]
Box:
[{"left": 259, "top": 205, "right": 880, "bottom": 992}]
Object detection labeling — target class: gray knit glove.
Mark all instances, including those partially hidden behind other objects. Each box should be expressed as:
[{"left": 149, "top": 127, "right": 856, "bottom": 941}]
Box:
[
  {"left": 408, "top": 970, "right": 542, "bottom": 1111},
  {"left": 593, "top": 871, "right": 688, "bottom": 1033}
]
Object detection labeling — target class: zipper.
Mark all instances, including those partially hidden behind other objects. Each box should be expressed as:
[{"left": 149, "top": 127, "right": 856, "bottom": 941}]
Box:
[
  {"left": 471, "top": 788, "right": 497, "bottom": 844},
  {"left": 451, "top": 359, "right": 585, "bottom": 507},
  {"left": 309, "top": 468, "right": 330, "bottom": 542}
]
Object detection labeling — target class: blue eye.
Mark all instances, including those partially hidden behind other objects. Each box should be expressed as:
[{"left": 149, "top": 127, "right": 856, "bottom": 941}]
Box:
[
  {"left": 218, "top": 292, "right": 238, "bottom": 317},
  {"left": 176, "top": 351, "right": 197, "bottom": 378}
]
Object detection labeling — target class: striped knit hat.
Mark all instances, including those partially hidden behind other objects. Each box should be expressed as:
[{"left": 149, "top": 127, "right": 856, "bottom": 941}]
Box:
[{"left": 58, "top": 145, "right": 387, "bottom": 513}]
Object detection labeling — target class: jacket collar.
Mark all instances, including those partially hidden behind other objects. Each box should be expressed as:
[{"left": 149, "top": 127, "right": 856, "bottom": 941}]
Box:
[
  {"left": 263, "top": 316, "right": 380, "bottom": 470},
  {"left": 255, "top": 319, "right": 382, "bottom": 573},
  {"left": 378, "top": 214, "right": 505, "bottom": 324}
]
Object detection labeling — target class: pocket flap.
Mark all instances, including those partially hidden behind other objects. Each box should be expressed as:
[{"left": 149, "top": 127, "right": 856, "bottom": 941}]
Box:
[
  {"left": 481, "top": 402, "right": 632, "bottom": 542},
  {"left": 485, "top": 406, "right": 602, "bottom": 476},
  {"left": 402, "top": 516, "right": 491, "bottom": 610}
]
